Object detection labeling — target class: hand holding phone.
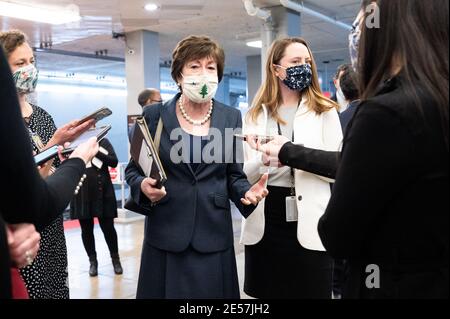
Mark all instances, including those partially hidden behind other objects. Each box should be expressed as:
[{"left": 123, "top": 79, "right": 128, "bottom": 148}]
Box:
[
  {"left": 50, "top": 119, "right": 95, "bottom": 147},
  {"left": 234, "top": 134, "right": 275, "bottom": 144},
  {"left": 69, "top": 137, "right": 99, "bottom": 165},
  {"left": 63, "top": 125, "right": 111, "bottom": 153},
  {"left": 34, "top": 125, "right": 111, "bottom": 166},
  {"left": 34, "top": 145, "right": 60, "bottom": 166},
  {"left": 77, "top": 107, "right": 112, "bottom": 126}
]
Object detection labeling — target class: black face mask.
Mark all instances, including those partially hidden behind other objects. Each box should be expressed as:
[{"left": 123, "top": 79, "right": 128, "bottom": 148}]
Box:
[{"left": 278, "top": 64, "right": 313, "bottom": 91}]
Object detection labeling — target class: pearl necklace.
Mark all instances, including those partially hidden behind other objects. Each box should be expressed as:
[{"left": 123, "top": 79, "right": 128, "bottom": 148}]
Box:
[{"left": 179, "top": 95, "right": 213, "bottom": 126}]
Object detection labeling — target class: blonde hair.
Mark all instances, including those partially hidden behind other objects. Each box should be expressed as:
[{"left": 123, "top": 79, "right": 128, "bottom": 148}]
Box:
[{"left": 248, "top": 37, "right": 338, "bottom": 124}]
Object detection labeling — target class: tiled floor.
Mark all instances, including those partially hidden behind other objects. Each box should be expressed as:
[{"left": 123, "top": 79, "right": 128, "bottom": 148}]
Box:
[{"left": 66, "top": 207, "right": 251, "bottom": 299}]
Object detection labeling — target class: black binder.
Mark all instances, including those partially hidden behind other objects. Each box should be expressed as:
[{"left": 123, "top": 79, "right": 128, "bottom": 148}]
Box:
[{"left": 129, "top": 117, "right": 167, "bottom": 188}]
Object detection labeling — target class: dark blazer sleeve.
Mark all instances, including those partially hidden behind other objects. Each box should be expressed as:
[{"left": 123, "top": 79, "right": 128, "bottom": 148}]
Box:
[
  {"left": 96, "top": 138, "right": 119, "bottom": 168},
  {"left": 227, "top": 111, "right": 256, "bottom": 218},
  {"left": 279, "top": 142, "right": 340, "bottom": 179},
  {"left": 0, "top": 48, "right": 85, "bottom": 228},
  {"left": 318, "top": 102, "right": 414, "bottom": 259},
  {"left": 125, "top": 159, "right": 152, "bottom": 210}
]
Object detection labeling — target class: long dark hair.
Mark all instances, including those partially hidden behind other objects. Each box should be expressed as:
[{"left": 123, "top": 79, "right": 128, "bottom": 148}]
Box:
[{"left": 358, "top": 0, "right": 449, "bottom": 149}]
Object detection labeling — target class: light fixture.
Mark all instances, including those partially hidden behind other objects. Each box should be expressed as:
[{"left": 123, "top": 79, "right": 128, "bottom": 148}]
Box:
[
  {"left": 144, "top": 3, "right": 159, "bottom": 11},
  {"left": 246, "top": 40, "right": 262, "bottom": 49},
  {"left": 0, "top": 1, "right": 81, "bottom": 25}
]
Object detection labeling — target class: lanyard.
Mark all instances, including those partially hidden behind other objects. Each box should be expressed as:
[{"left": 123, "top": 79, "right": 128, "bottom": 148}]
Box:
[
  {"left": 277, "top": 122, "right": 296, "bottom": 196},
  {"left": 26, "top": 126, "right": 45, "bottom": 152}
]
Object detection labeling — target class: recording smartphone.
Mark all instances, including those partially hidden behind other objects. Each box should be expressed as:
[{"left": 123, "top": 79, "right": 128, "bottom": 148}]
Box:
[
  {"left": 63, "top": 125, "right": 112, "bottom": 153},
  {"left": 34, "top": 126, "right": 112, "bottom": 166},
  {"left": 234, "top": 134, "right": 275, "bottom": 144},
  {"left": 34, "top": 145, "right": 60, "bottom": 166},
  {"left": 77, "top": 107, "right": 112, "bottom": 126}
]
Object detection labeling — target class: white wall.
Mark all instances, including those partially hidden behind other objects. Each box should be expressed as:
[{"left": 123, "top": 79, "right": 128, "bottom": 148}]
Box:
[{"left": 36, "top": 84, "right": 129, "bottom": 163}]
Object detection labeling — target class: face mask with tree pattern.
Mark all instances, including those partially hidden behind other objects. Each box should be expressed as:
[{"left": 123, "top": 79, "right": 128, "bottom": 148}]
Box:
[{"left": 181, "top": 73, "right": 218, "bottom": 104}]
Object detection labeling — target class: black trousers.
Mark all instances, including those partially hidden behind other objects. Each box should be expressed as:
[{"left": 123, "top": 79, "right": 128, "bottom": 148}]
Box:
[{"left": 79, "top": 218, "right": 118, "bottom": 258}]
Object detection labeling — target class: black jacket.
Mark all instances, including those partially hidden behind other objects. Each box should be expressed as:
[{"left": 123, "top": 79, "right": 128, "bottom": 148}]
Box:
[
  {"left": 0, "top": 49, "right": 86, "bottom": 299},
  {"left": 277, "top": 100, "right": 360, "bottom": 179},
  {"left": 125, "top": 94, "right": 255, "bottom": 253},
  {"left": 70, "top": 138, "right": 118, "bottom": 220},
  {"left": 318, "top": 76, "right": 449, "bottom": 298},
  {"left": 279, "top": 143, "right": 340, "bottom": 180},
  {"left": 339, "top": 100, "right": 360, "bottom": 133}
]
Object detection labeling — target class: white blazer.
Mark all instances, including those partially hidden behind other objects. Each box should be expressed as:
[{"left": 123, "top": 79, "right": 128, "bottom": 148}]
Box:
[{"left": 240, "top": 97, "right": 343, "bottom": 251}]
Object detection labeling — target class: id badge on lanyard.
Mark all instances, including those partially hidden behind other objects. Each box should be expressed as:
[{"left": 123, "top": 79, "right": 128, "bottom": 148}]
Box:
[
  {"left": 277, "top": 122, "right": 298, "bottom": 223},
  {"left": 28, "top": 128, "right": 46, "bottom": 152}
]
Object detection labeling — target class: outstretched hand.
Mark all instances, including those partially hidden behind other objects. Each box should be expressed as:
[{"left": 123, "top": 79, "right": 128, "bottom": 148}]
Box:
[
  {"left": 247, "top": 134, "right": 290, "bottom": 158},
  {"left": 246, "top": 135, "right": 290, "bottom": 167},
  {"left": 50, "top": 119, "right": 95, "bottom": 146},
  {"left": 241, "top": 173, "right": 269, "bottom": 206}
]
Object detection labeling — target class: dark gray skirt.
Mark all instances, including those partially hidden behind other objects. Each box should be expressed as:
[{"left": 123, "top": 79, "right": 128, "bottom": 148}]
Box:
[{"left": 136, "top": 240, "right": 240, "bottom": 299}]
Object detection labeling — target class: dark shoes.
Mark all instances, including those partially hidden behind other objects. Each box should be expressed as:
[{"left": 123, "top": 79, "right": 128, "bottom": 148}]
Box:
[
  {"left": 88, "top": 254, "right": 123, "bottom": 276},
  {"left": 89, "top": 257, "right": 98, "bottom": 277},
  {"left": 111, "top": 253, "right": 123, "bottom": 275}
]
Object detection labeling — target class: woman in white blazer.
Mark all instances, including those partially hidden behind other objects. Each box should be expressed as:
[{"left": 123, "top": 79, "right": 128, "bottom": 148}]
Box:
[{"left": 241, "top": 37, "right": 343, "bottom": 299}]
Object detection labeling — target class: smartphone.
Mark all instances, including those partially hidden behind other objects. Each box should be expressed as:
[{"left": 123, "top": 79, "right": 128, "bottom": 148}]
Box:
[
  {"left": 234, "top": 134, "right": 274, "bottom": 144},
  {"left": 77, "top": 107, "right": 112, "bottom": 126},
  {"left": 64, "top": 125, "right": 112, "bottom": 152},
  {"left": 34, "top": 145, "right": 60, "bottom": 166}
]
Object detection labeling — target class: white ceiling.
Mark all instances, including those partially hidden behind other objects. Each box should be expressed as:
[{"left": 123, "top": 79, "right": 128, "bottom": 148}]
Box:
[{"left": 1, "top": 0, "right": 361, "bottom": 79}]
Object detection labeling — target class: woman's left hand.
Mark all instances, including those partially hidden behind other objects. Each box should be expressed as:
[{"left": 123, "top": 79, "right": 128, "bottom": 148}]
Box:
[
  {"left": 241, "top": 173, "right": 269, "bottom": 206},
  {"left": 7, "top": 224, "right": 41, "bottom": 268},
  {"left": 49, "top": 119, "right": 95, "bottom": 146}
]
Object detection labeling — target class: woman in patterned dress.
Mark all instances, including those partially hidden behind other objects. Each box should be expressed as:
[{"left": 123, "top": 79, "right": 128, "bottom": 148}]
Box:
[{"left": 0, "top": 30, "right": 92, "bottom": 298}]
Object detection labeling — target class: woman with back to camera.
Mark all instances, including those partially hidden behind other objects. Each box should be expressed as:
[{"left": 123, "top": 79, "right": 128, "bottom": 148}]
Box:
[
  {"left": 241, "top": 37, "right": 342, "bottom": 299},
  {"left": 318, "top": 0, "right": 449, "bottom": 298},
  {"left": 0, "top": 30, "right": 94, "bottom": 299},
  {"left": 125, "top": 35, "right": 268, "bottom": 299}
]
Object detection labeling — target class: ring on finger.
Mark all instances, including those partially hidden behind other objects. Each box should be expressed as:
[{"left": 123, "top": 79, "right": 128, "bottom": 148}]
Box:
[{"left": 25, "top": 250, "right": 33, "bottom": 266}]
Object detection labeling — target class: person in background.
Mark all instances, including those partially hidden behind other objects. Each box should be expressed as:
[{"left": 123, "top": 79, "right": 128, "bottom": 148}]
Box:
[
  {"left": 128, "top": 88, "right": 163, "bottom": 139},
  {"left": 138, "top": 88, "right": 162, "bottom": 109},
  {"left": 339, "top": 67, "right": 360, "bottom": 132},
  {"left": 318, "top": 0, "right": 449, "bottom": 298},
  {"left": 241, "top": 37, "right": 342, "bottom": 299},
  {"left": 70, "top": 138, "right": 123, "bottom": 277},
  {"left": 0, "top": 29, "right": 93, "bottom": 299},
  {"left": 331, "top": 64, "right": 352, "bottom": 112},
  {"left": 330, "top": 62, "right": 361, "bottom": 300},
  {"left": 1, "top": 43, "right": 99, "bottom": 299}
]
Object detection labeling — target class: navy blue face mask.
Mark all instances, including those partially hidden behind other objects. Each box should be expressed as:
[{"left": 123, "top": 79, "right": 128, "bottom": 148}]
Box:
[{"left": 276, "top": 63, "right": 313, "bottom": 91}]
